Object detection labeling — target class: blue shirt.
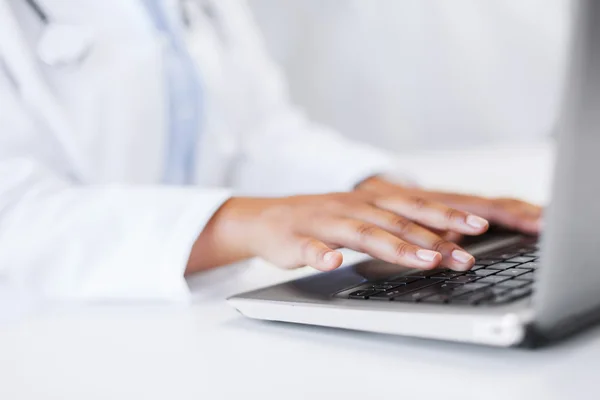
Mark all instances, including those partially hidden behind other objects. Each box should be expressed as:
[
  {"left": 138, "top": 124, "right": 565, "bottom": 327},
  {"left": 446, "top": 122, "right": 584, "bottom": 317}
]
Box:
[{"left": 142, "top": 0, "right": 202, "bottom": 185}]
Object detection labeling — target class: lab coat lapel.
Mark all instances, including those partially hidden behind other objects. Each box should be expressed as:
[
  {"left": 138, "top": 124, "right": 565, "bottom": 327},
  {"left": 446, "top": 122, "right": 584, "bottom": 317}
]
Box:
[{"left": 0, "top": 0, "right": 90, "bottom": 181}]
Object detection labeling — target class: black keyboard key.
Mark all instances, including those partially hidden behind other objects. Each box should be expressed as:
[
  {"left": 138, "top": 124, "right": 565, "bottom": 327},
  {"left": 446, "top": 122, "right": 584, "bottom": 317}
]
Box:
[
  {"left": 466, "top": 269, "right": 498, "bottom": 277},
  {"left": 406, "top": 269, "right": 443, "bottom": 278},
  {"left": 518, "top": 262, "right": 540, "bottom": 269},
  {"left": 349, "top": 289, "right": 382, "bottom": 299},
  {"left": 496, "top": 268, "right": 528, "bottom": 278},
  {"left": 449, "top": 275, "right": 480, "bottom": 284},
  {"left": 443, "top": 286, "right": 472, "bottom": 298},
  {"left": 453, "top": 290, "right": 494, "bottom": 305},
  {"left": 512, "top": 267, "right": 533, "bottom": 273},
  {"left": 473, "top": 259, "right": 501, "bottom": 266},
  {"left": 508, "top": 287, "right": 533, "bottom": 299},
  {"left": 476, "top": 275, "right": 512, "bottom": 285},
  {"left": 491, "top": 252, "right": 521, "bottom": 260},
  {"left": 523, "top": 252, "right": 541, "bottom": 257},
  {"left": 368, "top": 283, "right": 401, "bottom": 291},
  {"left": 490, "top": 287, "right": 532, "bottom": 305},
  {"left": 463, "top": 282, "right": 492, "bottom": 290},
  {"left": 438, "top": 282, "right": 464, "bottom": 290},
  {"left": 434, "top": 282, "right": 478, "bottom": 298},
  {"left": 507, "top": 256, "right": 537, "bottom": 264},
  {"left": 452, "top": 282, "right": 491, "bottom": 296},
  {"left": 496, "top": 279, "right": 529, "bottom": 289},
  {"left": 490, "top": 287, "right": 509, "bottom": 297},
  {"left": 369, "top": 279, "right": 440, "bottom": 301},
  {"left": 513, "top": 246, "right": 536, "bottom": 254},
  {"left": 469, "top": 291, "right": 496, "bottom": 304},
  {"left": 393, "top": 283, "right": 450, "bottom": 302},
  {"left": 514, "top": 272, "right": 535, "bottom": 281},
  {"left": 486, "top": 262, "right": 520, "bottom": 270},
  {"left": 384, "top": 276, "right": 423, "bottom": 284},
  {"left": 430, "top": 270, "right": 465, "bottom": 280}
]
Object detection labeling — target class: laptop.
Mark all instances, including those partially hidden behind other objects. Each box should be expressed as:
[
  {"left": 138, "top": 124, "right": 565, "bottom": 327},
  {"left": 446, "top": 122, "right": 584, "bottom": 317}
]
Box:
[{"left": 227, "top": 0, "right": 600, "bottom": 347}]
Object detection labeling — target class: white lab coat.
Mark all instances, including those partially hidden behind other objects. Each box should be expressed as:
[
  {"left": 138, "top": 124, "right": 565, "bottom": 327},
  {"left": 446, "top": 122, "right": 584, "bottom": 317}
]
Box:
[{"left": 0, "top": 0, "right": 397, "bottom": 302}]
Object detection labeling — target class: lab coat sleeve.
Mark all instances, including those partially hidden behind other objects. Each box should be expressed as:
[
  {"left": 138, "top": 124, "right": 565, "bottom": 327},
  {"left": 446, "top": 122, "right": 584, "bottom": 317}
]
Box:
[
  {"left": 0, "top": 70, "right": 230, "bottom": 302},
  {"left": 226, "top": 1, "right": 404, "bottom": 196}
]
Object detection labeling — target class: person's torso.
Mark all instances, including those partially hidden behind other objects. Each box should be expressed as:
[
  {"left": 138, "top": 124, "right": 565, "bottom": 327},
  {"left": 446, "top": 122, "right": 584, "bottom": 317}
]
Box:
[{"left": 2, "top": 0, "right": 254, "bottom": 186}]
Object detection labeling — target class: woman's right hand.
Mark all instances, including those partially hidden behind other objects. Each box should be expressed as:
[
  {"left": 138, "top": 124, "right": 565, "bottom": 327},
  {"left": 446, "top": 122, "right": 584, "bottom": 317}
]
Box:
[{"left": 186, "top": 191, "right": 491, "bottom": 274}]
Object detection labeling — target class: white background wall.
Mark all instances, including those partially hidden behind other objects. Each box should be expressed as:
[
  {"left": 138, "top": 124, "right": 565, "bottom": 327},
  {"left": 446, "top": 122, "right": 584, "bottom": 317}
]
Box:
[{"left": 249, "top": 0, "right": 571, "bottom": 153}]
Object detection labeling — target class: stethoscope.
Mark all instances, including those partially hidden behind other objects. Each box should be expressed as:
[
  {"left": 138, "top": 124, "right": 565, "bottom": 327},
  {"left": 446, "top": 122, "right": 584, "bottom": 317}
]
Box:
[
  {"left": 24, "top": 0, "right": 223, "bottom": 67},
  {"left": 24, "top": 0, "right": 95, "bottom": 67}
]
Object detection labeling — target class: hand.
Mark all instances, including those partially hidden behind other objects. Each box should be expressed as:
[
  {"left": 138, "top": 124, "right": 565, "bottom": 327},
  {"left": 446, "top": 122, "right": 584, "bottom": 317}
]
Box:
[
  {"left": 187, "top": 191, "right": 492, "bottom": 274},
  {"left": 356, "top": 176, "right": 543, "bottom": 235}
]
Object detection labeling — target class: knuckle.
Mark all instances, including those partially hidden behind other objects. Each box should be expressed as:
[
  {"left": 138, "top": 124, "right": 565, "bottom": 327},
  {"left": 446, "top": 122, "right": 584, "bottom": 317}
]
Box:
[
  {"left": 390, "top": 216, "right": 413, "bottom": 235},
  {"left": 353, "top": 189, "right": 375, "bottom": 201},
  {"left": 298, "top": 237, "right": 317, "bottom": 259},
  {"left": 411, "top": 196, "right": 428, "bottom": 210},
  {"left": 444, "top": 208, "right": 462, "bottom": 222},
  {"left": 507, "top": 214, "right": 524, "bottom": 227},
  {"left": 394, "top": 242, "right": 412, "bottom": 258},
  {"left": 431, "top": 239, "right": 454, "bottom": 253},
  {"left": 491, "top": 199, "right": 508, "bottom": 211},
  {"left": 355, "top": 223, "right": 378, "bottom": 241},
  {"left": 488, "top": 200, "right": 511, "bottom": 219}
]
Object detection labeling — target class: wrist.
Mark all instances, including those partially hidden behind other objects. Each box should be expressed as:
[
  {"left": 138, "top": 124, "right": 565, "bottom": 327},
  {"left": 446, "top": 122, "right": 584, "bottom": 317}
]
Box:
[{"left": 186, "top": 197, "right": 265, "bottom": 274}]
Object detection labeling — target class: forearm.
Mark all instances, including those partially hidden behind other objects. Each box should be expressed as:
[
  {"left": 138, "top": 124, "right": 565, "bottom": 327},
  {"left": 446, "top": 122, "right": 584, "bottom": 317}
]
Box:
[{"left": 186, "top": 198, "right": 246, "bottom": 273}]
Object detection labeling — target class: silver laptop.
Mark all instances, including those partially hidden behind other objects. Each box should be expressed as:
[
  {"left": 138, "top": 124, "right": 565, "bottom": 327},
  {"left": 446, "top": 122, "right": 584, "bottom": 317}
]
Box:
[{"left": 228, "top": 0, "right": 600, "bottom": 347}]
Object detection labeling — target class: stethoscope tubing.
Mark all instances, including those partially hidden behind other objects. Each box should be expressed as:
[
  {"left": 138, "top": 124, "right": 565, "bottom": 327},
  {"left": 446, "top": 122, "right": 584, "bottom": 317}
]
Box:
[{"left": 24, "top": 0, "right": 49, "bottom": 24}]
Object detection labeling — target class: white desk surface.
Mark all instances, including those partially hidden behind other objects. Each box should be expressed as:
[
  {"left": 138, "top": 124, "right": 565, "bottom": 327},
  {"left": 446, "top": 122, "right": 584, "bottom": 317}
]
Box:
[{"left": 2, "top": 140, "right": 596, "bottom": 400}]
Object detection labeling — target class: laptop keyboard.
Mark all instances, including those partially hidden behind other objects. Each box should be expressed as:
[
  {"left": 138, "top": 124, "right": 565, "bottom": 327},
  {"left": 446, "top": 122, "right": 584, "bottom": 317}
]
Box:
[{"left": 345, "top": 240, "right": 539, "bottom": 306}]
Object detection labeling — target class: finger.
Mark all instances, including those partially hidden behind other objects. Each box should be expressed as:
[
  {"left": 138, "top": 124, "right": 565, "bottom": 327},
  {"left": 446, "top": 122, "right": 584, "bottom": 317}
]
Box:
[
  {"left": 405, "top": 189, "right": 544, "bottom": 216},
  {"left": 374, "top": 195, "right": 490, "bottom": 235},
  {"left": 488, "top": 201, "right": 542, "bottom": 234},
  {"left": 302, "top": 217, "right": 443, "bottom": 269},
  {"left": 508, "top": 200, "right": 543, "bottom": 218},
  {"left": 420, "top": 227, "right": 463, "bottom": 244},
  {"left": 291, "top": 237, "right": 343, "bottom": 271},
  {"left": 338, "top": 204, "right": 474, "bottom": 270},
  {"left": 411, "top": 191, "right": 543, "bottom": 234},
  {"left": 410, "top": 229, "right": 472, "bottom": 271},
  {"left": 455, "top": 198, "right": 542, "bottom": 234},
  {"left": 442, "top": 231, "right": 464, "bottom": 243}
]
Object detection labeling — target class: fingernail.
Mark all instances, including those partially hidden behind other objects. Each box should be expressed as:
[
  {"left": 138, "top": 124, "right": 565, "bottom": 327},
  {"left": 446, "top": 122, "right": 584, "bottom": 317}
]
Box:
[
  {"left": 416, "top": 249, "right": 439, "bottom": 262},
  {"left": 466, "top": 215, "right": 488, "bottom": 229},
  {"left": 452, "top": 249, "right": 474, "bottom": 264},
  {"left": 323, "top": 251, "right": 337, "bottom": 264}
]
